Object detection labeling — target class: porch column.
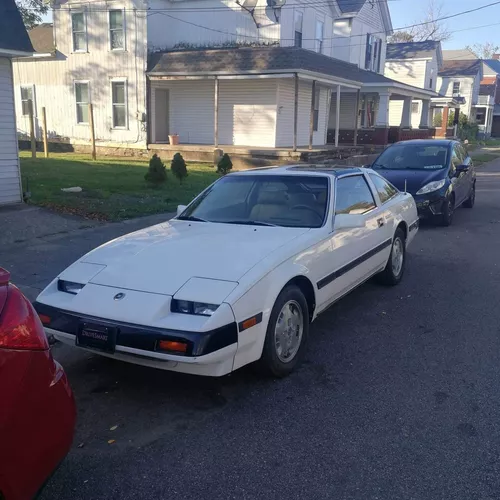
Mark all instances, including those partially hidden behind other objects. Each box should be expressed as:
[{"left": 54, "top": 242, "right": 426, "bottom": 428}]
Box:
[
  {"left": 375, "top": 92, "right": 391, "bottom": 127},
  {"left": 353, "top": 89, "right": 360, "bottom": 146},
  {"left": 214, "top": 77, "right": 219, "bottom": 148},
  {"left": 485, "top": 106, "right": 491, "bottom": 136},
  {"left": 335, "top": 85, "right": 341, "bottom": 147},
  {"left": 293, "top": 74, "right": 299, "bottom": 152},
  {"left": 441, "top": 106, "right": 449, "bottom": 137},
  {"left": 420, "top": 100, "right": 431, "bottom": 128},
  {"left": 453, "top": 107, "right": 460, "bottom": 137},
  {"left": 401, "top": 97, "right": 412, "bottom": 128},
  {"left": 309, "top": 80, "right": 316, "bottom": 150}
]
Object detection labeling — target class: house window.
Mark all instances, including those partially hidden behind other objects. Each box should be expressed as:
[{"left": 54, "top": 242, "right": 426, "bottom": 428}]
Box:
[
  {"left": 360, "top": 95, "right": 376, "bottom": 127},
  {"left": 112, "top": 80, "right": 127, "bottom": 128},
  {"left": 453, "top": 81, "right": 461, "bottom": 95},
  {"left": 20, "top": 85, "right": 34, "bottom": 116},
  {"left": 315, "top": 20, "right": 324, "bottom": 53},
  {"left": 109, "top": 10, "right": 125, "bottom": 50},
  {"left": 294, "top": 11, "right": 303, "bottom": 48},
  {"left": 412, "top": 102, "right": 419, "bottom": 114},
  {"left": 429, "top": 68, "right": 434, "bottom": 89},
  {"left": 75, "top": 81, "right": 89, "bottom": 124},
  {"left": 365, "top": 35, "right": 382, "bottom": 72},
  {"left": 476, "top": 111, "right": 486, "bottom": 125},
  {"left": 313, "top": 89, "right": 320, "bottom": 131},
  {"left": 71, "top": 12, "right": 87, "bottom": 52}
]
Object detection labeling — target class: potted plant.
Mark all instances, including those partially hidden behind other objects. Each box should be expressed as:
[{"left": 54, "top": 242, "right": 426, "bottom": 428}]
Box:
[{"left": 168, "top": 133, "right": 179, "bottom": 145}]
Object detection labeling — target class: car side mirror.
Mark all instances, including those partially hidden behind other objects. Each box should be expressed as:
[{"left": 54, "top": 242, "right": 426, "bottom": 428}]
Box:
[
  {"left": 176, "top": 205, "right": 187, "bottom": 216},
  {"left": 456, "top": 164, "right": 469, "bottom": 174},
  {"left": 334, "top": 214, "right": 365, "bottom": 231}
]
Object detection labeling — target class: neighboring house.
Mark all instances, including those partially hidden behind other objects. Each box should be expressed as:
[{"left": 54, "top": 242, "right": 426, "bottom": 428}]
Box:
[
  {"left": 384, "top": 41, "right": 442, "bottom": 129},
  {"left": 437, "top": 55, "right": 484, "bottom": 134},
  {"left": 481, "top": 58, "right": 500, "bottom": 137},
  {"left": 13, "top": 0, "right": 436, "bottom": 152},
  {"left": 0, "top": 0, "right": 34, "bottom": 205}
]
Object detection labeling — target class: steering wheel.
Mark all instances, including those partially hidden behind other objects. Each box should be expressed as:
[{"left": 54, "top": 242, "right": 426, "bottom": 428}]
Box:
[{"left": 290, "top": 205, "right": 323, "bottom": 224}]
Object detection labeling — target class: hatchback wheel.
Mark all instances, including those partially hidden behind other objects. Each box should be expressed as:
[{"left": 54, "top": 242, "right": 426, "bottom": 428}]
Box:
[
  {"left": 258, "top": 285, "right": 309, "bottom": 377},
  {"left": 439, "top": 195, "right": 454, "bottom": 226},
  {"left": 377, "top": 228, "right": 406, "bottom": 286},
  {"left": 463, "top": 183, "right": 475, "bottom": 208}
]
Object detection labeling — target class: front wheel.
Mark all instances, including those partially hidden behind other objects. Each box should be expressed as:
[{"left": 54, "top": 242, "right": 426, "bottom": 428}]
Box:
[
  {"left": 463, "top": 183, "right": 475, "bottom": 208},
  {"left": 377, "top": 228, "right": 406, "bottom": 286},
  {"left": 438, "top": 195, "right": 454, "bottom": 226},
  {"left": 258, "top": 285, "right": 309, "bottom": 378}
]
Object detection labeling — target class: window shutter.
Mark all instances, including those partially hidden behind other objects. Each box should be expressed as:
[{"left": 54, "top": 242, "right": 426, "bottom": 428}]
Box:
[
  {"left": 377, "top": 40, "right": 382, "bottom": 72},
  {"left": 365, "top": 34, "right": 372, "bottom": 70}
]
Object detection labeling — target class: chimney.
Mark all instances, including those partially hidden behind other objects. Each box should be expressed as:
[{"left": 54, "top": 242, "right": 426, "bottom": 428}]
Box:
[{"left": 493, "top": 54, "right": 500, "bottom": 60}]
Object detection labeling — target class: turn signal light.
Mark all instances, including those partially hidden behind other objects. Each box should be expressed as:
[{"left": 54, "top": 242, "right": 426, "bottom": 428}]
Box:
[
  {"left": 242, "top": 317, "right": 258, "bottom": 330},
  {"left": 38, "top": 314, "right": 51, "bottom": 326},
  {"left": 158, "top": 340, "right": 188, "bottom": 353}
]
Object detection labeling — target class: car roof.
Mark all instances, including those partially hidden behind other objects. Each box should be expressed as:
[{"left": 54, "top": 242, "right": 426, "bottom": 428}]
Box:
[
  {"left": 230, "top": 165, "right": 364, "bottom": 178},
  {"left": 393, "top": 139, "right": 455, "bottom": 147}
]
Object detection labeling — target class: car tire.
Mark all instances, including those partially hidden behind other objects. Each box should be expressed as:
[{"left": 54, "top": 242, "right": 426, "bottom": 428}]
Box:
[
  {"left": 439, "top": 194, "right": 455, "bottom": 226},
  {"left": 377, "top": 228, "right": 406, "bottom": 286},
  {"left": 258, "top": 285, "right": 309, "bottom": 378},
  {"left": 463, "top": 182, "right": 475, "bottom": 208}
]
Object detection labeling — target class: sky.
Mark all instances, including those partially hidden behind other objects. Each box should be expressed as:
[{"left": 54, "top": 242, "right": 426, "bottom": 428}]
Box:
[{"left": 389, "top": 0, "right": 500, "bottom": 49}]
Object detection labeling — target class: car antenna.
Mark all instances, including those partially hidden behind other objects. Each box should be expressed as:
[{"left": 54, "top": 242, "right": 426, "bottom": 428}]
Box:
[{"left": 404, "top": 179, "right": 407, "bottom": 194}]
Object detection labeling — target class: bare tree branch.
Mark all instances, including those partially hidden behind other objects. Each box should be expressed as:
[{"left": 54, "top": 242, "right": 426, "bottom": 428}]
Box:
[
  {"left": 466, "top": 42, "right": 500, "bottom": 59},
  {"left": 16, "top": 0, "right": 50, "bottom": 29}
]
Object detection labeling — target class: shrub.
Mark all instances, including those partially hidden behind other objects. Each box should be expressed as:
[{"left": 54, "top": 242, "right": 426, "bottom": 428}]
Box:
[
  {"left": 145, "top": 154, "right": 167, "bottom": 184},
  {"left": 171, "top": 152, "right": 188, "bottom": 184},
  {"left": 217, "top": 153, "right": 233, "bottom": 176}
]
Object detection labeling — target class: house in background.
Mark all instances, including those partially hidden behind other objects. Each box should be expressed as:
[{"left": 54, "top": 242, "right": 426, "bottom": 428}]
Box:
[
  {"left": 481, "top": 58, "right": 500, "bottom": 138},
  {"left": 13, "top": 0, "right": 437, "bottom": 157},
  {"left": 0, "top": 0, "right": 34, "bottom": 205}
]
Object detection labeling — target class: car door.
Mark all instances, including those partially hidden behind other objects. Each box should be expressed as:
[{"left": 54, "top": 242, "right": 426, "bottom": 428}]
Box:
[
  {"left": 450, "top": 144, "right": 468, "bottom": 205},
  {"left": 316, "top": 174, "right": 392, "bottom": 310},
  {"left": 458, "top": 144, "right": 475, "bottom": 198}
]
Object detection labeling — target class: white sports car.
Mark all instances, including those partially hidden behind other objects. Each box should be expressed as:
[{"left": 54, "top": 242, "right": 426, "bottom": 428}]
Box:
[{"left": 35, "top": 166, "right": 418, "bottom": 377}]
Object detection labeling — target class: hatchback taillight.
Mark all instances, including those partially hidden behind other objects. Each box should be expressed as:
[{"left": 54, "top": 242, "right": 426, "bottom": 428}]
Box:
[{"left": 0, "top": 284, "right": 49, "bottom": 350}]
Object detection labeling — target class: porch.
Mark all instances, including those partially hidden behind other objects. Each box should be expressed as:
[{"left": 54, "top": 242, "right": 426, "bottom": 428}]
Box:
[{"left": 473, "top": 95, "right": 495, "bottom": 139}]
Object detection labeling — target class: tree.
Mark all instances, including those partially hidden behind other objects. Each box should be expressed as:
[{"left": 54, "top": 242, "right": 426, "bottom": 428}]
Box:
[
  {"left": 16, "top": 0, "right": 49, "bottom": 29},
  {"left": 170, "top": 153, "right": 188, "bottom": 184},
  {"left": 217, "top": 153, "right": 233, "bottom": 176},
  {"left": 145, "top": 154, "right": 167, "bottom": 185},
  {"left": 466, "top": 42, "right": 500, "bottom": 59},
  {"left": 391, "top": 0, "right": 451, "bottom": 44}
]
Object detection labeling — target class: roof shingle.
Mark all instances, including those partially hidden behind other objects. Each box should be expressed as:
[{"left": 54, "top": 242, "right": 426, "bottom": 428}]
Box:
[
  {"left": 439, "top": 59, "right": 482, "bottom": 77},
  {"left": 337, "top": 0, "right": 366, "bottom": 14},
  {"left": 386, "top": 41, "right": 440, "bottom": 60},
  {"left": 28, "top": 23, "right": 54, "bottom": 53},
  {"left": 0, "top": 0, "right": 34, "bottom": 53}
]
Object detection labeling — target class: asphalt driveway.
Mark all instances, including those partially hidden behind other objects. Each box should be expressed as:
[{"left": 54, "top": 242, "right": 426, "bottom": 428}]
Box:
[{"left": 2, "top": 162, "right": 500, "bottom": 500}]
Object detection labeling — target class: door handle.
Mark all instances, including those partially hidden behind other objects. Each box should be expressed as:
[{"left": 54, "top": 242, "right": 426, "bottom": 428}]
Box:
[{"left": 377, "top": 218, "right": 385, "bottom": 228}]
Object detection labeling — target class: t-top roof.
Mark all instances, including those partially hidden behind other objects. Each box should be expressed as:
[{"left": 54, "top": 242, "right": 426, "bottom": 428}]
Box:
[{"left": 0, "top": 0, "right": 34, "bottom": 54}]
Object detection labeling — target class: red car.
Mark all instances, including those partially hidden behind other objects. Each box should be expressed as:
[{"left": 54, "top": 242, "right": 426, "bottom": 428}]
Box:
[{"left": 0, "top": 268, "right": 76, "bottom": 500}]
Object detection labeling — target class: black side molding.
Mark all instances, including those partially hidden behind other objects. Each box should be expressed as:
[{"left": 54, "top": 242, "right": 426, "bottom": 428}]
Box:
[{"left": 317, "top": 238, "right": 392, "bottom": 290}]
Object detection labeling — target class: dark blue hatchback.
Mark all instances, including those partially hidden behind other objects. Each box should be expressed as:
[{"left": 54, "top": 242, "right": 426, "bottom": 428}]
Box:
[{"left": 370, "top": 140, "right": 476, "bottom": 226}]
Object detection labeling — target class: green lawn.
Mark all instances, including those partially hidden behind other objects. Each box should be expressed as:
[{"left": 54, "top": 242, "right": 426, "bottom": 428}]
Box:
[
  {"left": 471, "top": 153, "right": 500, "bottom": 167},
  {"left": 19, "top": 152, "right": 219, "bottom": 221}
]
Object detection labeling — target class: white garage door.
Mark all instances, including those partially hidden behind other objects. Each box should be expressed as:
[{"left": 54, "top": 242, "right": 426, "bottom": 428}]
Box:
[{"left": 0, "top": 57, "right": 22, "bottom": 205}]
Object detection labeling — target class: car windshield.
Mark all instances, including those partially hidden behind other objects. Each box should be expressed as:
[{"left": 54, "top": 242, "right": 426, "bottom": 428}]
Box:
[
  {"left": 179, "top": 174, "right": 329, "bottom": 228},
  {"left": 373, "top": 144, "right": 449, "bottom": 171}
]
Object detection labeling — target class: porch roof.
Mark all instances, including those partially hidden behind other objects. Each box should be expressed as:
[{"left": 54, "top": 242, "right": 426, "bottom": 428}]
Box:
[{"left": 148, "top": 47, "right": 438, "bottom": 99}]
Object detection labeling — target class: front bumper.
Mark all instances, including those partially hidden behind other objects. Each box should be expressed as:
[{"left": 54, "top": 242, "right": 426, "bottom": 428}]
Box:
[
  {"left": 35, "top": 302, "right": 238, "bottom": 377},
  {"left": 414, "top": 192, "right": 447, "bottom": 218}
]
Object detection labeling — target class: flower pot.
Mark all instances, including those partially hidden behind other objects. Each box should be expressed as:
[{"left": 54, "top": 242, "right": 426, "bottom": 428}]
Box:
[{"left": 169, "top": 134, "right": 179, "bottom": 145}]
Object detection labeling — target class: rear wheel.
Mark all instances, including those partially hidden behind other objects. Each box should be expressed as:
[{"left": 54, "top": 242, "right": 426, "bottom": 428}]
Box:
[
  {"left": 258, "top": 285, "right": 309, "bottom": 378},
  {"left": 439, "top": 195, "right": 454, "bottom": 226},
  {"left": 463, "top": 183, "right": 475, "bottom": 208},
  {"left": 377, "top": 228, "right": 406, "bottom": 286}
]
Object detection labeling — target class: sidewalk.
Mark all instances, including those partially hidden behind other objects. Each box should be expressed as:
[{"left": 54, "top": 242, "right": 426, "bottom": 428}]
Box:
[{"left": 0, "top": 204, "right": 174, "bottom": 301}]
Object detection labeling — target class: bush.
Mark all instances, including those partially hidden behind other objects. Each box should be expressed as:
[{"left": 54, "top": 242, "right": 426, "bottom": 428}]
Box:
[
  {"left": 217, "top": 153, "right": 233, "bottom": 175},
  {"left": 171, "top": 152, "right": 188, "bottom": 184},
  {"left": 145, "top": 154, "right": 167, "bottom": 184},
  {"left": 433, "top": 112, "right": 443, "bottom": 127}
]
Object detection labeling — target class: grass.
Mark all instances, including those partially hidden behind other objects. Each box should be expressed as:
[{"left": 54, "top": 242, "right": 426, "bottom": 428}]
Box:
[
  {"left": 19, "top": 152, "right": 219, "bottom": 221},
  {"left": 470, "top": 153, "right": 499, "bottom": 166}
]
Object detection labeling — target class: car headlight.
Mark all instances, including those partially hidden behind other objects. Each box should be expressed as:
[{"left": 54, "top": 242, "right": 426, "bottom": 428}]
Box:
[
  {"left": 171, "top": 299, "right": 219, "bottom": 316},
  {"left": 58, "top": 280, "right": 85, "bottom": 295},
  {"left": 416, "top": 179, "right": 446, "bottom": 195}
]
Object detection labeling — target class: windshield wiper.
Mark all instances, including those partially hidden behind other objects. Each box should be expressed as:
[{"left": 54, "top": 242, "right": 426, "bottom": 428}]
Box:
[
  {"left": 223, "top": 220, "right": 277, "bottom": 227},
  {"left": 177, "top": 215, "right": 208, "bottom": 222}
]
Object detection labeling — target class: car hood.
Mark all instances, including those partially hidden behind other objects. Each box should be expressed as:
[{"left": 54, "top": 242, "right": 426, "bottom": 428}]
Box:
[
  {"left": 74, "top": 220, "right": 309, "bottom": 295},
  {"left": 374, "top": 168, "right": 447, "bottom": 195}
]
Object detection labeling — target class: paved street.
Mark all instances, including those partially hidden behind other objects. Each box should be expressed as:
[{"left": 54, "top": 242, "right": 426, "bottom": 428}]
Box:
[{"left": 2, "top": 161, "right": 500, "bottom": 500}]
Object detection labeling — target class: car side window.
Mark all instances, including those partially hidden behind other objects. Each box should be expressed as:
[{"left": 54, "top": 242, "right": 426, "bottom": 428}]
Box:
[
  {"left": 335, "top": 176, "right": 376, "bottom": 215},
  {"left": 450, "top": 147, "right": 460, "bottom": 177},
  {"left": 458, "top": 145, "right": 469, "bottom": 164},
  {"left": 369, "top": 174, "right": 398, "bottom": 204}
]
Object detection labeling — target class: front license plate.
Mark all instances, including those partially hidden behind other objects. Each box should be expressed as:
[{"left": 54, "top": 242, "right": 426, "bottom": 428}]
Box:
[{"left": 76, "top": 322, "right": 117, "bottom": 353}]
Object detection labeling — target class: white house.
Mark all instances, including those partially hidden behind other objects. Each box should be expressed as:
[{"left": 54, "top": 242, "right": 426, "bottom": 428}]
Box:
[
  {"left": 13, "top": 0, "right": 437, "bottom": 153},
  {"left": 0, "top": 0, "right": 34, "bottom": 205}
]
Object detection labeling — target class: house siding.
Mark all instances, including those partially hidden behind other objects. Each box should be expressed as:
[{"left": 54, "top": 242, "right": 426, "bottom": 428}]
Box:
[
  {"left": 328, "top": 90, "right": 357, "bottom": 129},
  {"left": 276, "top": 78, "right": 328, "bottom": 147},
  {"left": 437, "top": 76, "right": 476, "bottom": 118},
  {"left": 384, "top": 59, "right": 428, "bottom": 89},
  {"left": 13, "top": 0, "right": 148, "bottom": 147},
  {"left": 0, "top": 57, "right": 22, "bottom": 205}
]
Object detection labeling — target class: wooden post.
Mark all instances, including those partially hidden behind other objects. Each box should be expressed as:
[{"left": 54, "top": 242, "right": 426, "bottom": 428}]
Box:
[
  {"left": 354, "top": 89, "right": 360, "bottom": 146},
  {"left": 42, "top": 107, "right": 49, "bottom": 158},
  {"left": 214, "top": 77, "right": 219, "bottom": 148},
  {"left": 28, "top": 99, "right": 36, "bottom": 158},
  {"left": 88, "top": 103, "right": 96, "bottom": 160},
  {"left": 293, "top": 74, "right": 299, "bottom": 152},
  {"left": 335, "top": 85, "right": 341, "bottom": 148},
  {"left": 308, "top": 80, "right": 316, "bottom": 151}
]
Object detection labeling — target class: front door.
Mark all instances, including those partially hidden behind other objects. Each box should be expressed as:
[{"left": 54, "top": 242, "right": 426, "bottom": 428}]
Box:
[{"left": 154, "top": 88, "right": 169, "bottom": 143}]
